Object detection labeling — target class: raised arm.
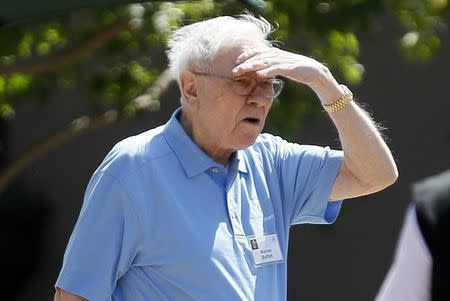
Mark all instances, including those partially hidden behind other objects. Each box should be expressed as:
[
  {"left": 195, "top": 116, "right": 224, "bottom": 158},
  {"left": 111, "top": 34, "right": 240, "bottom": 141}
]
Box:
[
  {"left": 321, "top": 83, "right": 398, "bottom": 200},
  {"left": 233, "top": 47, "right": 398, "bottom": 200}
]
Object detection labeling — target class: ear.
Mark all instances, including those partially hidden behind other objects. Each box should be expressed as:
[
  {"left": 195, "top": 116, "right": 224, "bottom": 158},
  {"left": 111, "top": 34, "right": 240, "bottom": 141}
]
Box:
[{"left": 180, "top": 71, "right": 199, "bottom": 108}]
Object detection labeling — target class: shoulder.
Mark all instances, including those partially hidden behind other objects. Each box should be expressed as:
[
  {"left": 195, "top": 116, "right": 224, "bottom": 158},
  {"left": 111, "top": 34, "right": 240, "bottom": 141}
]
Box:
[
  {"left": 250, "top": 133, "right": 334, "bottom": 158},
  {"left": 414, "top": 169, "right": 450, "bottom": 215},
  {"left": 414, "top": 169, "right": 450, "bottom": 246},
  {"left": 97, "top": 125, "right": 172, "bottom": 178},
  {"left": 249, "top": 133, "right": 283, "bottom": 155}
]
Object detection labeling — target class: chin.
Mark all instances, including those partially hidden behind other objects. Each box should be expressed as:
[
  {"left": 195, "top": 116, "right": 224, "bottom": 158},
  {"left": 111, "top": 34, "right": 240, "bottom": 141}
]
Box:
[{"left": 236, "top": 134, "right": 259, "bottom": 149}]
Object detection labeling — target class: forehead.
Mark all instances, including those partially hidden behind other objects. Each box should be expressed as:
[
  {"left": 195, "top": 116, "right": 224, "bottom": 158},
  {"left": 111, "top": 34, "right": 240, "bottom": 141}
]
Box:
[{"left": 212, "top": 39, "right": 269, "bottom": 75}]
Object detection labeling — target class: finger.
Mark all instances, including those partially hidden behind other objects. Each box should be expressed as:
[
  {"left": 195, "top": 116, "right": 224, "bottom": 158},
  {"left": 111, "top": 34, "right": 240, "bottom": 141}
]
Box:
[
  {"left": 255, "top": 65, "right": 283, "bottom": 78},
  {"left": 233, "top": 53, "right": 280, "bottom": 75},
  {"left": 235, "top": 47, "right": 272, "bottom": 64},
  {"left": 232, "top": 60, "right": 270, "bottom": 75}
]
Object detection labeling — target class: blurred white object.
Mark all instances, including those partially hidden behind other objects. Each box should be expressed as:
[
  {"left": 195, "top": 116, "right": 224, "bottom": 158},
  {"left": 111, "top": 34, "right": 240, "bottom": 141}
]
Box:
[{"left": 376, "top": 205, "right": 432, "bottom": 301}]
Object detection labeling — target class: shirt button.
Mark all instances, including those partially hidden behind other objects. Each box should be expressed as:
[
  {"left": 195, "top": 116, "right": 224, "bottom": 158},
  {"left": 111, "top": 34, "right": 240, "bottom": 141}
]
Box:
[{"left": 211, "top": 167, "right": 220, "bottom": 173}]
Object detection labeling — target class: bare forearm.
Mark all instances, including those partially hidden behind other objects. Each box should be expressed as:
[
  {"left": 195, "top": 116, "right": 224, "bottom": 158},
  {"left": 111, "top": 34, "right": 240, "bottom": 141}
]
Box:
[
  {"left": 309, "top": 67, "right": 398, "bottom": 196},
  {"left": 329, "top": 100, "right": 398, "bottom": 190}
]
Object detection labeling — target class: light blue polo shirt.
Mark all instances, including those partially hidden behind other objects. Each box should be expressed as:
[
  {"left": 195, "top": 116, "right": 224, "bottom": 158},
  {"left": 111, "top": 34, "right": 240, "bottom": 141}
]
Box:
[{"left": 56, "top": 107, "right": 344, "bottom": 301}]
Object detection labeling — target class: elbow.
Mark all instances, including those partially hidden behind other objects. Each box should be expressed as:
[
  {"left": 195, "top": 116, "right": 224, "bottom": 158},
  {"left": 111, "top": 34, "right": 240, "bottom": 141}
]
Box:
[
  {"left": 353, "top": 159, "right": 398, "bottom": 194},
  {"left": 339, "top": 159, "right": 399, "bottom": 198},
  {"left": 368, "top": 164, "right": 399, "bottom": 192},
  {"left": 385, "top": 160, "right": 399, "bottom": 187},
  {"left": 390, "top": 165, "right": 399, "bottom": 185},
  {"left": 381, "top": 169, "right": 398, "bottom": 190}
]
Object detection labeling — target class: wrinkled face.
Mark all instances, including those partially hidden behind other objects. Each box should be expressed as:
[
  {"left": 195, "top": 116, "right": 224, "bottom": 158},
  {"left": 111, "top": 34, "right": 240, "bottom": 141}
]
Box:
[{"left": 191, "top": 41, "right": 274, "bottom": 154}]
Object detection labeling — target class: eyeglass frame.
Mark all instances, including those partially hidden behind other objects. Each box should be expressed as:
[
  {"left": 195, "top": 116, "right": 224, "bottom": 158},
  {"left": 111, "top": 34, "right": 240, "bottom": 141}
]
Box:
[{"left": 191, "top": 71, "right": 284, "bottom": 99}]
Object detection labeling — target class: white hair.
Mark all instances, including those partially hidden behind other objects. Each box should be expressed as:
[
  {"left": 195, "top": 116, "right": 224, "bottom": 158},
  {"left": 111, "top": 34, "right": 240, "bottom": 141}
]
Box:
[{"left": 166, "top": 13, "right": 276, "bottom": 82}]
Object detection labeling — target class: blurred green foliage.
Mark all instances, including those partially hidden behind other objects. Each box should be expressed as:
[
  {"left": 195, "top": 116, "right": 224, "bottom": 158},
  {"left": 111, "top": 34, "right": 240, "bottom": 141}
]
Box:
[{"left": 0, "top": 0, "right": 448, "bottom": 137}]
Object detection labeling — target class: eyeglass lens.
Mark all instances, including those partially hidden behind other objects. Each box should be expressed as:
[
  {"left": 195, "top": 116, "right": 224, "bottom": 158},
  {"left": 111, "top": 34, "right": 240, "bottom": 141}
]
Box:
[{"left": 232, "top": 77, "right": 283, "bottom": 98}]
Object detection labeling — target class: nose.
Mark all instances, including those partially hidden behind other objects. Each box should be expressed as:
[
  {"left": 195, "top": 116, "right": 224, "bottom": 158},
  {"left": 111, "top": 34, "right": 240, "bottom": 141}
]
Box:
[{"left": 246, "top": 84, "right": 273, "bottom": 106}]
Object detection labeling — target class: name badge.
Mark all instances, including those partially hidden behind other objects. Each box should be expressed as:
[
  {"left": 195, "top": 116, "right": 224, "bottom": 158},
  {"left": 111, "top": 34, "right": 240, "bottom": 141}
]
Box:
[{"left": 248, "top": 234, "right": 283, "bottom": 266}]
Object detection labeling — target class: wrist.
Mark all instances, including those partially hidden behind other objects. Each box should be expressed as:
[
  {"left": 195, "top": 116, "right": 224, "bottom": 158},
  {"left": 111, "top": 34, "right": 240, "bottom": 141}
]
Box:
[
  {"left": 309, "top": 68, "right": 344, "bottom": 105},
  {"left": 322, "top": 84, "right": 354, "bottom": 113},
  {"left": 317, "top": 85, "right": 346, "bottom": 105}
]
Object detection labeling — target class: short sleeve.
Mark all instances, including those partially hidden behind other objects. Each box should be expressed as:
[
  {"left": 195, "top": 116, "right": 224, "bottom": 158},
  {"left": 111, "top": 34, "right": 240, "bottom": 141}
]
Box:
[
  {"left": 268, "top": 135, "right": 344, "bottom": 226},
  {"left": 55, "top": 171, "right": 141, "bottom": 301}
]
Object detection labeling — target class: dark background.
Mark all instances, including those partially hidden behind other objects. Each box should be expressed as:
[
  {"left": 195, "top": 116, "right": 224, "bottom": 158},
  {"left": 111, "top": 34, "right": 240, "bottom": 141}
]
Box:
[{"left": 5, "top": 14, "right": 450, "bottom": 301}]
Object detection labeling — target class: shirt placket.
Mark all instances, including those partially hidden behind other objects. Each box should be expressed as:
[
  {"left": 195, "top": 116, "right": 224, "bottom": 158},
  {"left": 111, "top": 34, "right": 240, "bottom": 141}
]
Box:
[{"left": 226, "top": 170, "right": 245, "bottom": 238}]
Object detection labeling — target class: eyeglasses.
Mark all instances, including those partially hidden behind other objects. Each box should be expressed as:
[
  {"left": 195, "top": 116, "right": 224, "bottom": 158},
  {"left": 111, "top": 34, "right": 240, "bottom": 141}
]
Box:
[{"left": 192, "top": 71, "right": 284, "bottom": 99}]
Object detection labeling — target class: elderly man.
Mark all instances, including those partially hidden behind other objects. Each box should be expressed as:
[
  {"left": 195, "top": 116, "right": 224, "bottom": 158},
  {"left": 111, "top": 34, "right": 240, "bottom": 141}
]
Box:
[{"left": 54, "top": 13, "right": 397, "bottom": 301}]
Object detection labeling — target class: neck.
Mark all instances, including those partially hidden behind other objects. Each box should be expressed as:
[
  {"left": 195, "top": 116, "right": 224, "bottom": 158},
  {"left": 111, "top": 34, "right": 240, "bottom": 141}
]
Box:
[{"left": 180, "top": 110, "right": 232, "bottom": 165}]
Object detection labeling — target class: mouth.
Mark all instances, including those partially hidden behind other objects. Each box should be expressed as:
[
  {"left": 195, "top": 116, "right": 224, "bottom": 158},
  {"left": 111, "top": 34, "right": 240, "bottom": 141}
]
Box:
[{"left": 242, "top": 117, "right": 261, "bottom": 126}]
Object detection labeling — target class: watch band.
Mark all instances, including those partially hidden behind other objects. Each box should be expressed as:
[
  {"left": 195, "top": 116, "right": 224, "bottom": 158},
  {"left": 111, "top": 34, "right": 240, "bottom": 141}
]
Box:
[{"left": 323, "top": 84, "right": 353, "bottom": 113}]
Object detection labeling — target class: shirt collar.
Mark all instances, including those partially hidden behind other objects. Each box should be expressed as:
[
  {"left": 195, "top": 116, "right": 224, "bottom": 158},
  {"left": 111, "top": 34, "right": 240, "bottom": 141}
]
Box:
[
  {"left": 235, "top": 149, "right": 248, "bottom": 174},
  {"left": 163, "top": 107, "right": 248, "bottom": 177}
]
